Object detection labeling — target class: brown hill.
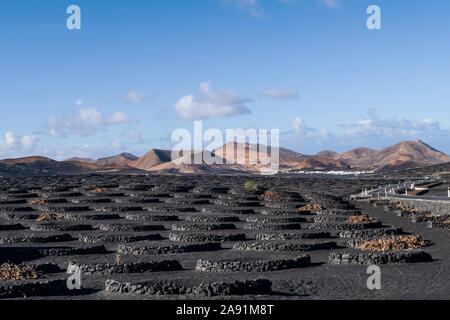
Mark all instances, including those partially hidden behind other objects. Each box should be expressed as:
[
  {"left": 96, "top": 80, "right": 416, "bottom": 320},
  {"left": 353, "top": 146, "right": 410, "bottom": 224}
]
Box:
[
  {"left": 0, "top": 156, "right": 55, "bottom": 165},
  {"left": 0, "top": 155, "right": 147, "bottom": 177},
  {"left": 0, "top": 156, "right": 89, "bottom": 176},
  {"left": 64, "top": 153, "right": 137, "bottom": 166},
  {"left": 335, "top": 147, "right": 379, "bottom": 167},
  {"left": 369, "top": 140, "right": 450, "bottom": 171},
  {"left": 2, "top": 140, "right": 448, "bottom": 176},
  {"left": 317, "top": 140, "right": 450, "bottom": 171},
  {"left": 214, "top": 142, "right": 303, "bottom": 170},
  {"left": 292, "top": 156, "right": 350, "bottom": 171},
  {"left": 147, "top": 150, "right": 251, "bottom": 174},
  {"left": 136, "top": 144, "right": 348, "bottom": 173},
  {"left": 96, "top": 153, "right": 138, "bottom": 166},
  {"left": 316, "top": 150, "right": 338, "bottom": 159},
  {"left": 212, "top": 142, "right": 355, "bottom": 172},
  {"left": 129, "top": 149, "right": 172, "bottom": 171},
  {"left": 63, "top": 160, "right": 131, "bottom": 171},
  {"left": 145, "top": 143, "right": 351, "bottom": 173},
  {"left": 339, "top": 147, "right": 378, "bottom": 159},
  {"left": 64, "top": 157, "right": 96, "bottom": 163}
]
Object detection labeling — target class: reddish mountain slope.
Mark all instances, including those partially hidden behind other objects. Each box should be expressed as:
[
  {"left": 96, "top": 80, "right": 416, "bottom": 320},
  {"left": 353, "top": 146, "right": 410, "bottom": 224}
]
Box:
[
  {"left": 96, "top": 153, "right": 138, "bottom": 166},
  {"left": 129, "top": 149, "right": 172, "bottom": 171},
  {"left": 292, "top": 156, "right": 350, "bottom": 171},
  {"left": 316, "top": 140, "right": 450, "bottom": 171}
]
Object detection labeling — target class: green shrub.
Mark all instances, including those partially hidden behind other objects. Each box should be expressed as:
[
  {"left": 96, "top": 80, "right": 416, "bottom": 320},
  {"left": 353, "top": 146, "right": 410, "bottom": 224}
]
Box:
[{"left": 244, "top": 180, "right": 262, "bottom": 192}]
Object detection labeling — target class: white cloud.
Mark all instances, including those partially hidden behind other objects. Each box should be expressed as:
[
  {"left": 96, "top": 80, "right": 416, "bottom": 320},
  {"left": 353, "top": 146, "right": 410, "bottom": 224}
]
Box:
[
  {"left": 261, "top": 89, "right": 299, "bottom": 101},
  {"left": 120, "top": 91, "right": 148, "bottom": 104},
  {"left": 126, "top": 128, "right": 144, "bottom": 144},
  {"left": 0, "top": 132, "right": 39, "bottom": 156},
  {"left": 0, "top": 128, "right": 162, "bottom": 161},
  {"left": 285, "top": 111, "right": 449, "bottom": 154},
  {"left": 107, "top": 112, "right": 133, "bottom": 124},
  {"left": 75, "top": 100, "right": 84, "bottom": 106},
  {"left": 4, "top": 132, "right": 16, "bottom": 146},
  {"left": 283, "top": 117, "right": 332, "bottom": 153},
  {"left": 21, "top": 135, "right": 38, "bottom": 149},
  {"left": 340, "top": 115, "right": 443, "bottom": 139},
  {"left": 290, "top": 117, "right": 306, "bottom": 135},
  {"left": 104, "top": 127, "right": 147, "bottom": 154},
  {"left": 290, "top": 117, "right": 331, "bottom": 140},
  {"left": 45, "top": 108, "right": 133, "bottom": 138},
  {"left": 174, "top": 82, "right": 252, "bottom": 120},
  {"left": 79, "top": 108, "right": 103, "bottom": 124},
  {"left": 111, "top": 139, "right": 122, "bottom": 150},
  {"left": 290, "top": 113, "right": 445, "bottom": 144}
]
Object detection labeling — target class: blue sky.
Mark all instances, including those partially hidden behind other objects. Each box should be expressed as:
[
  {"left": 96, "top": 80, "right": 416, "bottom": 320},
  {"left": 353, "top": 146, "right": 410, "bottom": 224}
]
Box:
[{"left": 1, "top": 0, "right": 449, "bottom": 159}]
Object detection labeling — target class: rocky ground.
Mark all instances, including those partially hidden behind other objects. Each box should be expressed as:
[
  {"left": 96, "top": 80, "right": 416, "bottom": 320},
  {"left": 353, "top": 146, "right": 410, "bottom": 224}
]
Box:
[{"left": 0, "top": 175, "right": 448, "bottom": 300}]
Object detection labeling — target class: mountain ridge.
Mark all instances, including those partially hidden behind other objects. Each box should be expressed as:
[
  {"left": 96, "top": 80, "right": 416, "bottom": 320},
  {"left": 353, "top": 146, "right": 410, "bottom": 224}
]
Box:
[
  {"left": 64, "top": 153, "right": 138, "bottom": 166},
  {"left": 129, "top": 149, "right": 173, "bottom": 171},
  {"left": 1, "top": 140, "right": 449, "bottom": 176},
  {"left": 318, "top": 140, "right": 450, "bottom": 171}
]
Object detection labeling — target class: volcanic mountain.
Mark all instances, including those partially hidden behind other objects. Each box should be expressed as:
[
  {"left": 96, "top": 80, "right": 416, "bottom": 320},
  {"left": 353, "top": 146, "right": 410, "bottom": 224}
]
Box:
[
  {"left": 0, "top": 156, "right": 90, "bottom": 176},
  {"left": 315, "top": 150, "right": 338, "bottom": 159},
  {"left": 335, "top": 147, "right": 379, "bottom": 167},
  {"left": 65, "top": 153, "right": 138, "bottom": 166},
  {"left": 213, "top": 142, "right": 304, "bottom": 170},
  {"left": 368, "top": 140, "right": 450, "bottom": 172},
  {"left": 96, "top": 153, "right": 138, "bottom": 166},
  {"left": 131, "top": 143, "right": 364, "bottom": 173},
  {"left": 145, "top": 150, "right": 251, "bottom": 174},
  {"left": 317, "top": 140, "right": 450, "bottom": 171},
  {"left": 2, "top": 140, "right": 449, "bottom": 176},
  {"left": 0, "top": 156, "right": 54, "bottom": 165},
  {"left": 129, "top": 149, "right": 173, "bottom": 171},
  {"left": 213, "top": 142, "right": 353, "bottom": 171},
  {"left": 62, "top": 157, "right": 96, "bottom": 163},
  {"left": 292, "top": 156, "right": 350, "bottom": 171}
]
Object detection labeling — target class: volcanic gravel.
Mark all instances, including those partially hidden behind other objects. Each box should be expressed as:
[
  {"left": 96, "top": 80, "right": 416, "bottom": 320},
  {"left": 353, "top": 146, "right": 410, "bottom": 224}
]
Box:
[{"left": 0, "top": 174, "right": 448, "bottom": 299}]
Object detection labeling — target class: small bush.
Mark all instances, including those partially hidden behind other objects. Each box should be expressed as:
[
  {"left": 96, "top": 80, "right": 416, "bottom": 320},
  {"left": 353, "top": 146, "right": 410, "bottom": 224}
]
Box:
[
  {"left": 358, "top": 235, "right": 427, "bottom": 252},
  {"left": 261, "top": 191, "right": 283, "bottom": 200},
  {"left": 346, "top": 215, "right": 378, "bottom": 224},
  {"left": 36, "top": 213, "right": 63, "bottom": 222},
  {"left": 28, "top": 199, "right": 46, "bottom": 205},
  {"left": 0, "top": 263, "right": 42, "bottom": 281},
  {"left": 244, "top": 181, "right": 262, "bottom": 192},
  {"left": 115, "top": 253, "right": 121, "bottom": 265},
  {"left": 395, "top": 202, "right": 416, "bottom": 213},
  {"left": 298, "top": 204, "right": 323, "bottom": 211},
  {"left": 91, "top": 187, "right": 110, "bottom": 193}
]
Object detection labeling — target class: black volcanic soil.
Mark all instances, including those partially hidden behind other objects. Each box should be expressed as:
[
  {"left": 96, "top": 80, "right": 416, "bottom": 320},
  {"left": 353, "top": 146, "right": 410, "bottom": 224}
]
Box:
[{"left": 0, "top": 174, "right": 448, "bottom": 300}]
